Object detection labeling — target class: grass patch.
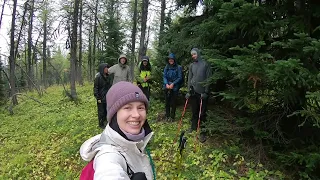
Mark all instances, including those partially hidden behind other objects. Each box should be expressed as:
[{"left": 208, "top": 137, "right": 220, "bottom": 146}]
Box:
[{"left": 0, "top": 83, "right": 287, "bottom": 179}]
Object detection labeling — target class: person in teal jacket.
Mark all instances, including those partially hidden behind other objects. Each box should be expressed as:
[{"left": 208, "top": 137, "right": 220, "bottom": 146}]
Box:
[
  {"left": 163, "top": 53, "right": 183, "bottom": 121},
  {"left": 136, "top": 56, "right": 152, "bottom": 100}
]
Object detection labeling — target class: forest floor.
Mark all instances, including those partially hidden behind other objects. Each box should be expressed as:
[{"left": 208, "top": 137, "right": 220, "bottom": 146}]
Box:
[{"left": 0, "top": 83, "right": 288, "bottom": 179}]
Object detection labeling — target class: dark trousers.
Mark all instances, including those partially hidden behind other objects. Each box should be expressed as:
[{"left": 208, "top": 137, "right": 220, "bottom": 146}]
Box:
[
  {"left": 190, "top": 93, "right": 208, "bottom": 130},
  {"left": 97, "top": 102, "right": 107, "bottom": 128},
  {"left": 165, "top": 89, "right": 178, "bottom": 119},
  {"left": 140, "top": 86, "right": 150, "bottom": 100}
]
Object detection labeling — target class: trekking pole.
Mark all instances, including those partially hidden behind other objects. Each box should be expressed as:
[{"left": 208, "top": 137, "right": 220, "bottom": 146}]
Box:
[
  {"left": 177, "top": 131, "right": 187, "bottom": 178},
  {"left": 174, "top": 98, "right": 189, "bottom": 144},
  {"left": 194, "top": 98, "right": 203, "bottom": 152}
]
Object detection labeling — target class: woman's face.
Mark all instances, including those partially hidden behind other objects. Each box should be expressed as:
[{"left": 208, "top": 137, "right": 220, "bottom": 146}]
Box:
[
  {"left": 168, "top": 58, "right": 175, "bottom": 65},
  {"left": 142, "top": 60, "right": 148, "bottom": 66},
  {"left": 117, "top": 101, "right": 147, "bottom": 135}
]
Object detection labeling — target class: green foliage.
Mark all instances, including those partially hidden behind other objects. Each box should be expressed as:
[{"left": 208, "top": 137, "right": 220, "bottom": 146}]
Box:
[
  {"left": 157, "top": 0, "right": 320, "bottom": 178},
  {"left": 0, "top": 83, "right": 287, "bottom": 179},
  {"left": 98, "top": 0, "right": 125, "bottom": 66}
]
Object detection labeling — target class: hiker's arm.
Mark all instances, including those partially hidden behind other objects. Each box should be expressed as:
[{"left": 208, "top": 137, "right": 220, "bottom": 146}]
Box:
[
  {"left": 108, "top": 65, "right": 116, "bottom": 74},
  {"left": 187, "top": 64, "right": 193, "bottom": 90},
  {"left": 93, "top": 77, "right": 100, "bottom": 100},
  {"left": 173, "top": 66, "right": 182, "bottom": 85},
  {"left": 135, "top": 68, "right": 143, "bottom": 83},
  {"left": 94, "top": 153, "right": 130, "bottom": 180},
  {"left": 127, "top": 68, "right": 133, "bottom": 82},
  {"left": 163, "top": 67, "right": 168, "bottom": 85}
]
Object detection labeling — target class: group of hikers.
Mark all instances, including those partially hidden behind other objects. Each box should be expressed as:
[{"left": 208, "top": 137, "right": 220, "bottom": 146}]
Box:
[{"left": 80, "top": 48, "right": 212, "bottom": 179}]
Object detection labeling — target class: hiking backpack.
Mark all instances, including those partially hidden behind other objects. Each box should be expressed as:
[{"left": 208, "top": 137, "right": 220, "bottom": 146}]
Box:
[{"left": 79, "top": 155, "right": 133, "bottom": 180}]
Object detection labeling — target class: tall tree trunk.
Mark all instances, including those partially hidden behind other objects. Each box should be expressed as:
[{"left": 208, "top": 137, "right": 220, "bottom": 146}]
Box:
[
  {"left": 88, "top": 23, "right": 92, "bottom": 81},
  {"left": 0, "top": 0, "right": 7, "bottom": 31},
  {"left": 145, "top": 25, "right": 150, "bottom": 50},
  {"left": 42, "top": 1, "right": 48, "bottom": 87},
  {"left": 70, "top": 0, "right": 80, "bottom": 99},
  {"left": 92, "top": 0, "right": 98, "bottom": 77},
  {"left": 9, "top": 0, "right": 18, "bottom": 105},
  {"left": 78, "top": 0, "right": 83, "bottom": 85},
  {"left": 138, "top": 0, "right": 149, "bottom": 60},
  {"left": 14, "top": 2, "right": 28, "bottom": 60},
  {"left": 159, "top": 0, "right": 165, "bottom": 45},
  {"left": 27, "top": 0, "right": 34, "bottom": 90},
  {"left": 130, "top": 0, "right": 138, "bottom": 78}
]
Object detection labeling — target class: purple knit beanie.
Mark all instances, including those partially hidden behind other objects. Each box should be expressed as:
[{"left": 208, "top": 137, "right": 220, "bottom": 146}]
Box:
[{"left": 106, "top": 81, "right": 149, "bottom": 122}]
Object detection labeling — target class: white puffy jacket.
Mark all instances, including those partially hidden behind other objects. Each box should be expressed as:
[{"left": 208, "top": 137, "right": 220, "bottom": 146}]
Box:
[{"left": 80, "top": 124, "right": 154, "bottom": 180}]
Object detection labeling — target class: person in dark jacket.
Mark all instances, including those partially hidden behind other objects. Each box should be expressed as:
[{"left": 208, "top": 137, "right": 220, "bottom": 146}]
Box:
[
  {"left": 94, "top": 63, "right": 112, "bottom": 128},
  {"left": 185, "top": 48, "right": 212, "bottom": 143},
  {"left": 163, "top": 53, "right": 183, "bottom": 121}
]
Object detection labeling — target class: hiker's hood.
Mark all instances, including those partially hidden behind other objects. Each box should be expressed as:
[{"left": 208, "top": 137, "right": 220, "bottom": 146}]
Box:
[
  {"left": 118, "top": 54, "right": 128, "bottom": 67},
  {"left": 80, "top": 124, "right": 153, "bottom": 162},
  {"left": 167, "top": 53, "right": 176, "bottom": 66},
  {"left": 191, "top": 48, "right": 202, "bottom": 61},
  {"left": 141, "top": 56, "right": 149, "bottom": 62},
  {"left": 98, "top": 63, "right": 109, "bottom": 75}
]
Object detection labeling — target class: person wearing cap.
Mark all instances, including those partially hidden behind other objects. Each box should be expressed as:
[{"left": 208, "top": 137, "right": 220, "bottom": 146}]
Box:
[
  {"left": 94, "top": 63, "right": 112, "bottom": 128},
  {"left": 80, "top": 81, "right": 155, "bottom": 180},
  {"left": 108, "top": 54, "right": 132, "bottom": 85},
  {"left": 163, "top": 53, "right": 183, "bottom": 121},
  {"left": 135, "top": 56, "right": 152, "bottom": 100},
  {"left": 185, "top": 48, "right": 212, "bottom": 143}
]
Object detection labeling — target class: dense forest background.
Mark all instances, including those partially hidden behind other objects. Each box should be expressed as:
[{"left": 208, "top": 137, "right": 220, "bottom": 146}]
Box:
[{"left": 1, "top": 0, "right": 319, "bottom": 179}]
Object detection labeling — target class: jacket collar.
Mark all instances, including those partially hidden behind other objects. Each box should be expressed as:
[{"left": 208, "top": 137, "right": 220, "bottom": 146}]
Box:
[{"left": 101, "top": 124, "right": 153, "bottom": 153}]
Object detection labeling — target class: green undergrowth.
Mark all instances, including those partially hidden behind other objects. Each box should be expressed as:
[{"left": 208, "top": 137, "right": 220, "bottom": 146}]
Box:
[{"left": 0, "top": 83, "right": 286, "bottom": 179}]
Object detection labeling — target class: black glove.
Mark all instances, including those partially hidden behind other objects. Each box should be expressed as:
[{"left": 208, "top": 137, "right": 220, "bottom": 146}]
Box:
[
  {"left": 201, "top": 93, "right": 208, "bottom": 99},
  {"left": 131, "top": 172, "right": 147, "bottom": 180}
]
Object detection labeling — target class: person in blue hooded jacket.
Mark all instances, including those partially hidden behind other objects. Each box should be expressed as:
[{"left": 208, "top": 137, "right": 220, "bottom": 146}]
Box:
[{"left": 163, "top": 53, "right": 183, "bottom": 121}]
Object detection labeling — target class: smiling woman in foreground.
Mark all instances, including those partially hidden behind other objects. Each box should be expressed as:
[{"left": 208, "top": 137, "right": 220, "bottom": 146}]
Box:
[{"left": 80, "top": 81, "right": 155, "bottom": 180}]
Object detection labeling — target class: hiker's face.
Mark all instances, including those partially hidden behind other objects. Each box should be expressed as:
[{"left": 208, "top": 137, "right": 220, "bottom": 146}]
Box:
[
  {"left": 168, "top": 58, "right": 174, "bottom": 65},
  {"left": 191, "top": 52, "right": 197, "bottom": 60},
  {"left": 120, "top": 58, "right": 126, "bottom": 64},
  {"left": 142, "top": 61, "right": 148, "bottom": 66},
  {"left": 117, "top": 101, "right": 146, "bottom": 135},
  {"left": 103, "top": 67, "right": 108, "bottom": 74}
]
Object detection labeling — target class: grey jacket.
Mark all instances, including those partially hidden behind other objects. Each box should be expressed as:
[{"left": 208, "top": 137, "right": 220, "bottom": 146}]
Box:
[
  {"left": 187, "top": 48, "right": 212, "bottom": 94},
  {"left": 108, "top": 54, "right": 132, "bottom": 85}
]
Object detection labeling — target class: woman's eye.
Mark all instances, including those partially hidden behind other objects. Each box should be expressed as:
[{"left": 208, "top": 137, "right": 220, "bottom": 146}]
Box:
[
  {"left": 138, "top": 106, "right": 146, "bottom": 110},
  {"left": 124, "top": 106, "right": 131, "bottom": 110}
]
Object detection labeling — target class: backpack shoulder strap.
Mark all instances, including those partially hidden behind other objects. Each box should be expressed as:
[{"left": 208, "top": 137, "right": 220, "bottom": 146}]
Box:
[{"left": 119, "top": 153, "right": 134, "bottom": 178}]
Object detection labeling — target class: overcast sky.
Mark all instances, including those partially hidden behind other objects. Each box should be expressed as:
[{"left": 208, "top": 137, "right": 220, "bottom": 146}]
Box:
[{"left": 0, "top": 0, "right": 203, "bottom": 65}]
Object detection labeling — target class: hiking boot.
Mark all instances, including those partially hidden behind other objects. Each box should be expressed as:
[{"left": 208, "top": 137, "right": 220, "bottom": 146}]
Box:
[{"left": 199, "top": 133, "right": 207, "bottom": 143}]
